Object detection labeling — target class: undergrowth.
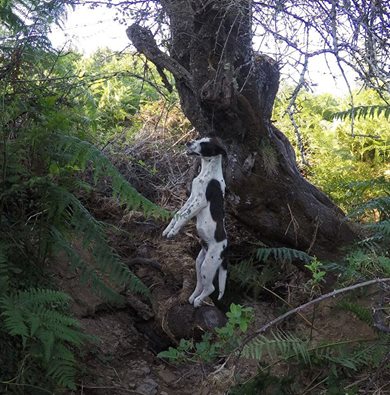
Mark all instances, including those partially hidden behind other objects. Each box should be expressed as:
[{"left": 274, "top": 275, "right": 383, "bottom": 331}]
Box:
[
  {"left": 1, "top": 1, "right": 389, "bottom": 393},
  {"left": 0, "top": 3, "right": 166, "bottom": 391},
  {"left": 158, "top": 303, "right": 254, "bottom": 364},
  {"left": 158, "top": 192, "right": 390, "bottom": 393},
  {"left": 230, "top": 192, "right": 390, "bottom": 393}
]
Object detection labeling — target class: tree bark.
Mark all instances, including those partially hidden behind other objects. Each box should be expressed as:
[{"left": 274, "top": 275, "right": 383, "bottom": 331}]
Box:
[{"left": 127, "top": 0, "right": 358, "bottom": 259}]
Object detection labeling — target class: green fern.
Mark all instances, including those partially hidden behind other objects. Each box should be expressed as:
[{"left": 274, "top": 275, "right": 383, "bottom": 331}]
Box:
[
  {"left": 55, "top": 134, "right": 169, "bottom": 219},
  {"left": 338, "top": 301, "right": 373, "bottom": 325},
  {"left": 0, "top": 288, "right": 89, "bottom": 390},
  {"left": 48, "top": 185, "right": 150, "bottom": 299},
  {"left": 51, "top": 226, "right": 148, "bottom": 301},
  {"left": 256, "top": 247, "right": 313, "bottom": 264},
  {"left": 313, "top": 342, "right": 385, "bottom": 371},
  {"left": 0, "top": 246, "right": 9, "bottom": 297},
  {"left": 243, "top": 330, "right": 385, "bottom": 375},
  {"left": 242, "top": 331, "right": 311, "bottom": 364},
  {"left": 367, "top": 220, "right": 390, "bottom": 237},
  {"left": 230, "top": 247, "right": 313, "bottom": 296},
  {"left": 332, "top": 105, "right": 390, "bottom": 120},
  {"left": 230, "top": 259, "right": 260, "bottom": 286},
  {"left": 230, "top": 260, "right": 279, "bottom": 297},
  {"left": 349, "top": 195, "right": 390, "bottom": 220}
]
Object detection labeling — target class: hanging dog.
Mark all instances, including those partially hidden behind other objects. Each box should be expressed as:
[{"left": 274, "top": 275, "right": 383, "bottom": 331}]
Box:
[{"left": 162, "top": 137, "right": 228, "bottom": 307}]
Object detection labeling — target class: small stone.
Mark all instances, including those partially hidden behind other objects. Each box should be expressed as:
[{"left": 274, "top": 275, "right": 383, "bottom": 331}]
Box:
[
  {"left": 136, "top": 378, "right": 159, "bottom": 395},
  {"left": 138, "top": 366, "right": 151, "bottom": 375},
  {"left": 157, "top": 369, "right": 176, "bottom": 384}
]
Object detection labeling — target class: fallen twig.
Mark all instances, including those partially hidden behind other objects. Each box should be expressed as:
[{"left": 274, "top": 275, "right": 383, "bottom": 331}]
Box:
[{"left": 241, "top": 278, "right": 390, "bottom": 350}]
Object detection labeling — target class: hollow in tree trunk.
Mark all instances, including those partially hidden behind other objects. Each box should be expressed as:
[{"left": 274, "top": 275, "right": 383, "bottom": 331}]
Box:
[{"left": 127, "top": 0, "right": 358, "bottom": 260}]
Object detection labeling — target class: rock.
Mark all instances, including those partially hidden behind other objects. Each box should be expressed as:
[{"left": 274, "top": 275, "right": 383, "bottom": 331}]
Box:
[
  {"left": 136, "top": 378, "right": 159, "bottom": 395},
  {"left": 157, "top": 368, "right": 176, "bottom": 384},
  {"left": 166, "top": 304, "right": 227, "bottom": 339},
  {"left": 138, "top": 366, "right": 151, "bottom": 375}
]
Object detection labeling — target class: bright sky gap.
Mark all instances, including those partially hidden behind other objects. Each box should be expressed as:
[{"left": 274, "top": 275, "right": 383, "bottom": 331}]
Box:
[{"left": 49, "top": 4, "right": 357, "bottom": 96}]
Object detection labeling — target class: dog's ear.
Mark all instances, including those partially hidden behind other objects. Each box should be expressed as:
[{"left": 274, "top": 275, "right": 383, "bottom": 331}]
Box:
[
  {"left": 211, "top": 138, "right": 227, "bottom": 157},
  {"left": 199, "top": 137, "right": 227, "bottom": 157}
]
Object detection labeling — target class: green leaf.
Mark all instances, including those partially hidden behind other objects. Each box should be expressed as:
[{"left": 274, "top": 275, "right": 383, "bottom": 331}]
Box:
[{"left": 30, "top": 314, "right": 41, "bottom": 337}]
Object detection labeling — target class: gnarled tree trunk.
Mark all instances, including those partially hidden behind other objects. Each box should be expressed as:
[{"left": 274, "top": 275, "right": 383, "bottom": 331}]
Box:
[{"left": 127, "top": 0, "right": 358, "bottom": 259}]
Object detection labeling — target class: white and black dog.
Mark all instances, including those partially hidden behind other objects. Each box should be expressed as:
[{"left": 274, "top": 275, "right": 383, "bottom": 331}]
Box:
[{"left": 162, "top": 137, "right": 228, "bottom": 307}]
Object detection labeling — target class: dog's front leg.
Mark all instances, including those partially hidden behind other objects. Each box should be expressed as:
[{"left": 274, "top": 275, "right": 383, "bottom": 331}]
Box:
[
  {"left": 165, "top": 200, "right": 203, "bottom": 238},
  {"left": 162, "top": 216, "right": 178, "bottom": 237},
  {"left": 163, "top": 197, "right": 204, "bottom": 238},
  {"left": 162, "top": 195, "right": 196, "bottom": 237}
]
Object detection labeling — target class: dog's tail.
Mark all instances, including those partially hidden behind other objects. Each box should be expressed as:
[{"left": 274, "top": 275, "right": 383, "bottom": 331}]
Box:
[{"left": 217, "top": 266, "right": 227, "bottom": 300}]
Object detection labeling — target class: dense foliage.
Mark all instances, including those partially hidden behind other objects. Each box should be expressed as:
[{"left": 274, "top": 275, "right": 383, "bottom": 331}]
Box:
[
  {"left": 274, "top": 89, "right": 389, "bottom": 210},
  {"left": 0, "top": 2, "right": 166, "bottom": 392},
  {"left": 1, "top": 0, "right": 389, "bottom": 392}
]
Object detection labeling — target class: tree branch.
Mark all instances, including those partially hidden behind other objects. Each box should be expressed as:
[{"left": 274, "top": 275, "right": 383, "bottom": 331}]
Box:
[
  {"left": 126, "top": 24, "right": 193, "bottom": 89},
  {"left": 242, "top": 278, "right": 390, "bottom": 347}
]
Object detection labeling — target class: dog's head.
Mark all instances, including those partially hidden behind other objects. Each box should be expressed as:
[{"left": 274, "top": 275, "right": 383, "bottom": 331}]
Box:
[{"left": 186, "top": 137, "right": 227, "bottom": 158}]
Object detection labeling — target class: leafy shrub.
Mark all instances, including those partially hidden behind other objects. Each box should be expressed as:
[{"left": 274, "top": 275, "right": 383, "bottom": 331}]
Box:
[
  {"left": 273, "top": 88, "right": 389, "bottom": 210},
  {"left": 0, "top": 2, "right": 167, "bottom": 391},
  {"left": 158, "top": 303, "right": 254, "bottom": 364}
]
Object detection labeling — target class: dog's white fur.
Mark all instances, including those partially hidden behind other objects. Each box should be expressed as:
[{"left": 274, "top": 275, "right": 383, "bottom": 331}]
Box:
[{"left": 162, "top": 137, "right": 228, "bottom": 307}]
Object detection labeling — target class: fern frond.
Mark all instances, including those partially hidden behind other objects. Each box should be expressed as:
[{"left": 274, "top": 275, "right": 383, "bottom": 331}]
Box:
[
  {"left": 243, "top": 330, "right": 384, "bottom": 377},
  {"left": 256, "top": 247, "right": 312, "bottom": 264},
  {"left": 0, "top": 289, "right": 80, "bottom": 341},
  {"left": 15, "top": 288, "right": 72, "bottom": 308},
  {"left": 0, "top": 287, "right": 88, "bottom": 389},
  {"left": 230, "top": 260, "right": 279, "bottom": 297},
  {"left": 55, "top": 134, "right": 169, "bottom": 219},
  {"left": 0, "top": 245, "right": 9, "bottom": 296},
  {"left": 332, "top": 105, "right": 390, "bottom": 120},
  {"left": 338, "top": 301, "right": 373, "bottom": 324},
  {"left": 0, "top": 299, "right": 29, "bottom": 338},
  {"left": 349, "top": 196, "right": 390, "bottom": 220},
  {"left": 367, "top": 220, "right": 390, "bottom": 237},
  {"left": 314, "top": 342, "right": 382, "bottom": 371},
  {"left": 242, "top": 331, "right": 311, "bottom": 364},
  {"left": 47, "top": 184, "right": 149, "bottom": 299},
  {"left": 46, "top": 343, "right": 78, "bottom": 390},
  {"left": 230, "top": 260, "right": 260, "bottom": 287}
]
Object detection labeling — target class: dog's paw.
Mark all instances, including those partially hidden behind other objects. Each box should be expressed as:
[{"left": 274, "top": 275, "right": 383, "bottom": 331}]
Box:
[
  {"left": 162, "top": 225, "right": 173, "bottom": 237},
  {"left": 193, "top": 296, "right": 203, "bottom": 308},
  {"left": 166, "top": 229, "right": 178, "bottom": 239},
  {"left": 188, "top": 294, "right": 195, "bottom": 305}
]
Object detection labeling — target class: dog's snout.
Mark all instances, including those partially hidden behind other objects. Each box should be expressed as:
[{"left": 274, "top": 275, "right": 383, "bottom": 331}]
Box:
[{"left": 186, "top": 141, "right": 192, "bottom": 147}]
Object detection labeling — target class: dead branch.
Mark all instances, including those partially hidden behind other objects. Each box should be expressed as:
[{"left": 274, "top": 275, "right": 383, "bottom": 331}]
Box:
[
  {"left": 126, "top": 24, "right": 193, "bottom": 89},
  {"left": 241, "top": 278, "right": 390, "bottom": 348}
]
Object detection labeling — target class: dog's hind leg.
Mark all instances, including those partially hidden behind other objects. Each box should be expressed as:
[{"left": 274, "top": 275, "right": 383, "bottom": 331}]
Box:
[
  {"left": 188, "top": 247, "right": 207, "bottom": 305},
  {"left": 217, "top": 246, "right": 228, "bottom": 300},
  {"left": 193, "top": 248, "right": 222, "bottom": 307},
  {"left": 217, "top": 267, "right": 227, "bottom": 300}
]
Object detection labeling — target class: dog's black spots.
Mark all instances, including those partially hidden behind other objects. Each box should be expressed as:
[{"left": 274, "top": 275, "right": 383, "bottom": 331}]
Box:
[
  {"left": 200, "top": 140, "right": 226, "bottom": 157},
  {"left": 201, "top": 240, "right": 208, "bottom": 251},
  {"left": 206, "top": 179, "right": 226, "bottom": 242}
]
